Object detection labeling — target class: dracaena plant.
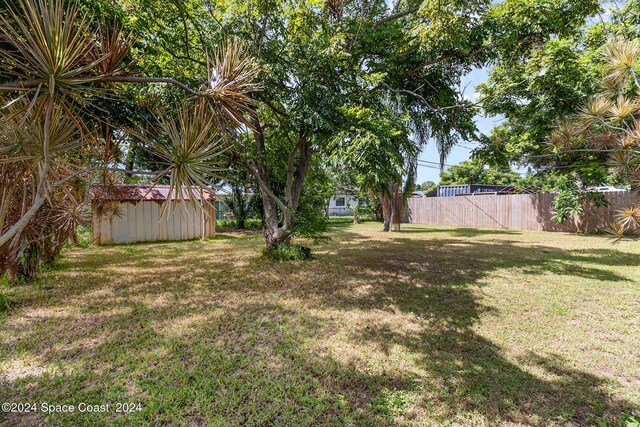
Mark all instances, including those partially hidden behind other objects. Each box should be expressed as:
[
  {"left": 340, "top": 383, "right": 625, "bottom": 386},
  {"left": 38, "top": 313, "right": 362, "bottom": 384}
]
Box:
[
  {"left": 551, "top": 38, "right": 640, "bottom": 240},
  {"left": 0, "top": 0, "right": 258, "bottom": 279}
]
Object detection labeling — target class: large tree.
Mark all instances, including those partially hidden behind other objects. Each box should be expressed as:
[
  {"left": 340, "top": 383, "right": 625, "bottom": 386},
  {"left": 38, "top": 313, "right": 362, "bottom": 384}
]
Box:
[
  {"left": 2, "top": 0, "right": 607, "bottom": 260},
  {"left": 552, "top": 38, "right": 640, "bottom": 238},
  {"left": 475, "top": 1, "right": 632, "bottom": 186},
  {"left": 125, "top": 0, "right": 602, "bottom": 247}
]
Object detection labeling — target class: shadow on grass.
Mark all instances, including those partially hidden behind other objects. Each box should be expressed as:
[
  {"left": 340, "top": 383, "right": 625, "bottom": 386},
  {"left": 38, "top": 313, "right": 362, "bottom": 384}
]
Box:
[
  {"left": 0, "top": 227, "right": 636, "bottom": 425},
  {"left": 398, "top": 225, "right": 522, "bottom": 237}
]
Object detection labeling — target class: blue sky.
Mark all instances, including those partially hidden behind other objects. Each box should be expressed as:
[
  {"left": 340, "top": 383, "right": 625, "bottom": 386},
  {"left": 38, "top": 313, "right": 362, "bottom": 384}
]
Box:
[
  {"left": 416, "top": 68, "right": 504, "bottom": 184},
  {"left": 415, "top": 3, "right": 618, "bottom": 185}
]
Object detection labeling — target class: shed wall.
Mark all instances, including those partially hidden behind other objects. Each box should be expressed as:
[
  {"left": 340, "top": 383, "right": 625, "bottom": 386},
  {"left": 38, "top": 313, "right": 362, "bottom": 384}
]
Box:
[{"left": 92, "top": 200, "right": 215, "bottom": 245}]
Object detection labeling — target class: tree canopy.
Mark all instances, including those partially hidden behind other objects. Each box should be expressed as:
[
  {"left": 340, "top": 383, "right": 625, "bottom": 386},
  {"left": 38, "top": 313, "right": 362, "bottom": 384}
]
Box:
[
  {"left": 0, "top": 0, "right": 624, "bottom": 279},
  {"left": 439, "top": 159, "right": 522, "bottom": 186}
]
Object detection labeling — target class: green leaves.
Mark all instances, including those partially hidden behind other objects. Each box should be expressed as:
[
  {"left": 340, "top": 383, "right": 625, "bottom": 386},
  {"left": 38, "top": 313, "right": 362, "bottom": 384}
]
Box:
[{"left": 439, "top": 159, "right": 522, "bottom": 186}]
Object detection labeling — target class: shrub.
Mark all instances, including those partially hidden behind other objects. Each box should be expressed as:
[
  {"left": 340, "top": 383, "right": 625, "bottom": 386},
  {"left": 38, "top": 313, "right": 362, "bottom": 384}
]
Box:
[
  {"left": 263, "top": 244, "right": 312, "bottom": 261},
  {"left": 595, "top": 410, "right": 640, "bottom": 427}
]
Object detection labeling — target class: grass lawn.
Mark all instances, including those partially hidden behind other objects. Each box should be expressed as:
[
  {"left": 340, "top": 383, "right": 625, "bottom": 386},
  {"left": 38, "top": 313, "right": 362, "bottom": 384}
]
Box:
[{"left": 1, "top": 223, "right": 638, "bottom": 426}]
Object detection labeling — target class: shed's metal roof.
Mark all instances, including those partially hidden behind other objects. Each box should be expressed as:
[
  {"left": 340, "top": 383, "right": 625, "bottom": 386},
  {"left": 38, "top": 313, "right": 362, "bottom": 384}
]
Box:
[{"left": 91, "top": 184, "right": 215, "bottom": 201}]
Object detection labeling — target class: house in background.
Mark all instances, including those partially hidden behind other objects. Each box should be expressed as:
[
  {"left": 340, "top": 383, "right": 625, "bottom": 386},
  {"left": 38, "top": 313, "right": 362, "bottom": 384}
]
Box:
[
  {"left": 214, "top": 197, "right": 233, "bottom": 221},
  {"left": 326, "top": 194, "right": 361, "bottom": 216},
  {"left": 587, "top": 185, "right": 628, "bottom": 192}
]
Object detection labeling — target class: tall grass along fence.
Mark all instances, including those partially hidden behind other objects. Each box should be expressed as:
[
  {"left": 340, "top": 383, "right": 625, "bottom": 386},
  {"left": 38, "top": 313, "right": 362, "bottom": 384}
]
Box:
[{"left": 405, "top": 191, "right": 634, "bottom": 232}]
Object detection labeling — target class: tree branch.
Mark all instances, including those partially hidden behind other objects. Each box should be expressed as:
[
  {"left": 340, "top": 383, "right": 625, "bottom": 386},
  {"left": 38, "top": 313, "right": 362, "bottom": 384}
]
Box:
[
  {"left": 290, "top": 135, "right": 313, "bottom": 211},
  {"left": 375, "top": 2, "right": 423, "bottom": 27},
  {"left": 0, "top": 80, "right": 43, "bottom": 90},
  {"left": 1, "top": 76, "right": 203, "bottom": 96},
  {"left": 409, "top": 36, "right": 535, "bottom": 74},
  {"left": 285, "top": 134, "right": 306, "bottom": 207},
  {"left": 98, "top": 76, "right": 202, "bottom": 96}
]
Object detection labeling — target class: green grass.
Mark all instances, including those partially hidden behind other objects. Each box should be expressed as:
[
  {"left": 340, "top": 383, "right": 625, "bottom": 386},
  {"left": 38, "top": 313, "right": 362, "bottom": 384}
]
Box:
[{"left": 0, "top": 223, "right": 638, "bottom": 426}]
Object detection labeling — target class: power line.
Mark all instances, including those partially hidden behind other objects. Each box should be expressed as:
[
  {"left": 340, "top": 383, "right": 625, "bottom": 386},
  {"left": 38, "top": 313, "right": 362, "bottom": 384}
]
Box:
[{"left": 417, "top": 159, "right": 453, "bottom": 168}]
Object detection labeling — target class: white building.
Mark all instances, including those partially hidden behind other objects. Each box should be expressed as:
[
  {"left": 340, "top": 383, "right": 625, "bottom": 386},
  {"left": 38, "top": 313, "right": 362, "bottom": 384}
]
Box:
[{"left": 326, "top": 194, "right": 361, "bottom": 216}]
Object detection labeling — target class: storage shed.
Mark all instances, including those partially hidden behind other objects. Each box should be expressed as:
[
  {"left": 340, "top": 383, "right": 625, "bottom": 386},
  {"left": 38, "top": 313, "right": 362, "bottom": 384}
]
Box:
[{"left": 91, "top": 185, "right": 215, "bottom": 245}]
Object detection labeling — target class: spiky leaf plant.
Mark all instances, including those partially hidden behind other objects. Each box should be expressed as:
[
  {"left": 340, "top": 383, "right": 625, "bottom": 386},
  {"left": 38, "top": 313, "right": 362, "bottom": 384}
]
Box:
[
  {"left": 203, "top": 39, "right": 261, "bottom": 129},
  {"left": 149, "top": 102, "right": 229, "bottom": 215},
  {"left": 0, "top": 0, "right": 258, "bottom": 279},
  {"left": 552, "top": 38, "right": 640, "bottom": 240}
]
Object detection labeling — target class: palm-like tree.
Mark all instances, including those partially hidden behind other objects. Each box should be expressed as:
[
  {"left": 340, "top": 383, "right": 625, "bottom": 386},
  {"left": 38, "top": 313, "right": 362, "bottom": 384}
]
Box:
[
  {"left": 0, "top": 0, "right": 259, "bottom": 276},
  {"left": 552, "top": 38, "right": 640, "bottom": 239}
]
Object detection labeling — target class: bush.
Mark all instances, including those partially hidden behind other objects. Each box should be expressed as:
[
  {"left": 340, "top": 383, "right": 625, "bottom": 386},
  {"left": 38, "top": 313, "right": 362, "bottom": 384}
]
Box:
[
  {"left": 594, "top": 410, "right": 640, "bottom": 427},
  {"left": 327, "top": 214, "right": 377, "bottom": 224},
  {"left": 551, "top": 177, "right": 609, "bottom": 226},
  {"left": 263, "top": 244, "right": 312, "bottom": 261},
  {"left": 74, "top": 225, "right": 93, "bottom": 248}
]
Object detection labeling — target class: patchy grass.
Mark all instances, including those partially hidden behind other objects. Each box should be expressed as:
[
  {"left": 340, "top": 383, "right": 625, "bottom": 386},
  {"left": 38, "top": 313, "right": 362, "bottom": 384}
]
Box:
[{"left": 0, "top": 223, "right": 638, "bottom": 426}]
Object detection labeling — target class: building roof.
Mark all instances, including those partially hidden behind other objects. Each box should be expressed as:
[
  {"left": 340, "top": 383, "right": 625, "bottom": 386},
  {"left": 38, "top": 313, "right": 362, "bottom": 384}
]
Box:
[{"left": 91, "top": 184, "right": 215, "bottom": 201}]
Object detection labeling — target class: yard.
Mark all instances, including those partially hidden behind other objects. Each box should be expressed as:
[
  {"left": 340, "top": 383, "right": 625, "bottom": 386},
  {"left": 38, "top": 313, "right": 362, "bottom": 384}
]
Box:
[{"left": 0, "top": 223, "right": 638, "bottom": 426}]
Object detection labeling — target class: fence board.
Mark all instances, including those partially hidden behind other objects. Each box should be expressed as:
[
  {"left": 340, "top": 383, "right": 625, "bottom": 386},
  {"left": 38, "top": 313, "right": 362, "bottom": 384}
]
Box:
[{"left": 406, "top": 191, "right": 635, "bottom": 232}]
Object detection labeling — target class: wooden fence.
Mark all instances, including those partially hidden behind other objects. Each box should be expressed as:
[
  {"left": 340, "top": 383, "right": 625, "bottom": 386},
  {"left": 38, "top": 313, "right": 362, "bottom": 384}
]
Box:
[{"left": 405, "top": 191, "right": 635, "bottom": 232}]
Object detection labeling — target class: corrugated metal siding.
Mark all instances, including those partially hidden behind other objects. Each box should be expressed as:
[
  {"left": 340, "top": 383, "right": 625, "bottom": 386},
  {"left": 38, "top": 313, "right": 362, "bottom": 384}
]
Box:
[
  {"left": 406, "top": 191, "right": 635, "bottom": 232},
  {"left": 92, "top": 200, "right": 216, "bottom": 245},
  {"left": 436, "top": 184, "right": 509, "bottom": 197},
  {"left": 437, "top": 184, "right": 471, "bottom": 198}
]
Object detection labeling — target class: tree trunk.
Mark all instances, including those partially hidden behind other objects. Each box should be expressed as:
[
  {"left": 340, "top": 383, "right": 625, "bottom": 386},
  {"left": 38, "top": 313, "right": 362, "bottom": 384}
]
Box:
[
  {"left": 241, "top": 118, "right": 313, "bottom": 252},
  {"left": 380, "top": 183, "right": 402, "bottom": 232},
  {"left": 380, "top": 193, "right": 392, "bottom": 232},
  {"left": 391, "top": 189, "right": 403, "bottom": 232},
  {"left": 259, "top": 184, "right": 292, "bottom": 251},
  {"left": 232, "top": 183, "right": 247, "bottom": 229},
  {"left": 264, "top": 223, "right": 291, "bottom": 251},
  {"left": 124, "top": 140, "right": 137, "bottom": 178}
]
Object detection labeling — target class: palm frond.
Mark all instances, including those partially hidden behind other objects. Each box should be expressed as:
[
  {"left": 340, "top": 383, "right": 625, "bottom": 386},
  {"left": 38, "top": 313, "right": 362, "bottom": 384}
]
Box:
[
  {"left": 145, "top": 102, "right": 229, "bottom": 213},
  {"left": 0, "top": 0, "right": 98, "bottom": 91},
  {"left": 610, "top": 94, "right": 640, "bottom": 123},
  {"left": 0, "top": 101, "right": 82, "bottom": 164},
  {"left": 589, "top": 131, "right": 616, "bottom": 149},
  {"left": 549, "top": 120, "right": 581, "bottom": 151},
  {"left": 602, "top": 38, "right": 640, "bottom": 88},
  {"left": 89, "top": 20, "right": 137, "bottom": 76},
  {"left": 609, "top": 203, "right": 640, "bottom": 242},
  {"left": 203, "top": 38, "right": 261, "bottom": 129},
  {"left": 577, "top": 96, "right": 612, "bottom": 128},
  {"left": 607, "top": 149, "right": 635, "bottom": 173}
]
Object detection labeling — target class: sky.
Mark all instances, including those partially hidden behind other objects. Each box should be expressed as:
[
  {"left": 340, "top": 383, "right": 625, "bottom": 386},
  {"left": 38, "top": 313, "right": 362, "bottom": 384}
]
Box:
[
  {"left": 414, "top": 2, "right": 619, "bottom": 186},
  {"left": 415, "top": 67, "right": 503, "bottom": 184}
]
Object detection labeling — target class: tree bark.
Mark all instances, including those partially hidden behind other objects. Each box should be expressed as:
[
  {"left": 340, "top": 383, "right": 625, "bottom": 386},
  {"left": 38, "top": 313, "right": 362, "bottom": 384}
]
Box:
[
  {"left": 380, "top": 193, "right": 392, "bottom": 232},
  {"left": 125, "top": 140, "right": 137, "bottom": 178},
  {"left": 379, "top": 183, "right": 402, "bottom": 232},
  {"left": 0, "top": 94, "right": 53, "bottom": 248},
  {"left": 260, "top": 187, "right": 291, "bottom": 250},
  {"left": 238, "top": 118, "right": 313, "bottom": 252}
]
